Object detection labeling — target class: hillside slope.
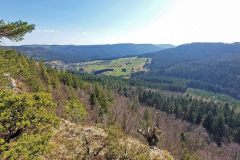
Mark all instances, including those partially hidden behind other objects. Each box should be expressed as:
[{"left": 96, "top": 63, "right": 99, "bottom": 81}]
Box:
[
  {"left": 0, "top": 49, "right": 173, "bottom": 160},
  {"left": 138, "top": 42, "right": 240, "bottom": 99}
]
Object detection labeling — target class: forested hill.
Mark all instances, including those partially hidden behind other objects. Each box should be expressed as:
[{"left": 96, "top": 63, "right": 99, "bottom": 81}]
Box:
[
  {"left": 7, "top": 43, "right": 174, "bottom": 63},
  {"left": 1, "top": 48, "right": 240, "bottom": 160},
  {"left": 136, "top": 42, "right": 240, "bottom": 99},
  {"left": 0, "top": 49, "right": 174, "bottom": 159},
  {"left": 145, "top": 42, "right": 240, "bottom": 66}
]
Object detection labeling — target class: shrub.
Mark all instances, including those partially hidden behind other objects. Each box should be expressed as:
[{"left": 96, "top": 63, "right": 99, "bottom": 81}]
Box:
[
  {"left": 64, "top": 99, "right": 87, "bottom": 123},
  {"left": 0, "top": 90, "right": 59, "bottom": 159}
]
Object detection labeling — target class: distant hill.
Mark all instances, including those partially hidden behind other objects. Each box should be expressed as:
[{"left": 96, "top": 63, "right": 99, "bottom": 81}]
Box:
[
  {"left": 144, "top": 42, "right": 240, "bottom": 70},
  {"left": 136, "top": 42, "right": 240, "bottom": 99},
  {"left": 6, "top": 43, "right": 174, "bottom": 63}
]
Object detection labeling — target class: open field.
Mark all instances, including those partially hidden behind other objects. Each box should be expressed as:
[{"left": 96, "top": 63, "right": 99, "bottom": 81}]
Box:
[{"left": 75, "top": 57, "right": 151, "bottom": 78}]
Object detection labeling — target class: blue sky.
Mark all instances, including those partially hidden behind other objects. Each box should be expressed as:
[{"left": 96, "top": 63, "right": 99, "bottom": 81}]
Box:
[{"left": 1, "top": 0, "right": 240, "bottom": 45}]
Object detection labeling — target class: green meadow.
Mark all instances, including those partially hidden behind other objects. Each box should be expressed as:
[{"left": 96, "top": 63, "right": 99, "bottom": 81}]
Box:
[{"left": 75, "top": 57, "right": 150, "bottom": 78}]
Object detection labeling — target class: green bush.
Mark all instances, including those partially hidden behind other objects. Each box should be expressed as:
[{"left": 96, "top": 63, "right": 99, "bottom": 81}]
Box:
[
  {"left": 64, "top": 99, "right": 87, "bottom": 123},
  {"left": 0, "top": 90, "right": 59, "bottom": 160}
]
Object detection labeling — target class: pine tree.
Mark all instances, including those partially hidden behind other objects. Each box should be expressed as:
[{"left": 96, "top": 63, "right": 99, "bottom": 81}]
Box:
[{"left": 0, "top": 20, "right": 35, "bottom": 42}]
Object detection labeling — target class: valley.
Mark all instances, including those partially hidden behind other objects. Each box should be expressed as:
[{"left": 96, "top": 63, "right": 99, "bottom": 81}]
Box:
[
  {"left": 1, "top": 14, "right": 240, "bottom": 160},
  {"left": 46, "top": 57, "right": 150, "bottom": 78},
  {"left": 3, "top": 45, "right": 240, "bottom": 159},
  {"left": 44, "top": 45, "right": 240, "bottom": 109}
]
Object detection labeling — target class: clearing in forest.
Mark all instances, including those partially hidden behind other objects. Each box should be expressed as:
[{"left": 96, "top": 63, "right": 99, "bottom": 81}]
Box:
[{"left": 75, "top": 57, "right": 151, "bottom": 78}]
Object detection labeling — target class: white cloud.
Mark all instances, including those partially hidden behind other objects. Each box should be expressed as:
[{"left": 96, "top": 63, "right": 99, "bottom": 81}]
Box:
[{"left": 35, "top": 29, "right": 61, "bottom": 33}]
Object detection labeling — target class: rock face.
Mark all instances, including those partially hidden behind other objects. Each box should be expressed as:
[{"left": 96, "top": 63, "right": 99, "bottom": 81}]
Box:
[
  {"left": 43, "top": 120, "right": 173, "bottom": 160},
  {"left": 3, "top": 73, "right": 17, "bottom": 90}
]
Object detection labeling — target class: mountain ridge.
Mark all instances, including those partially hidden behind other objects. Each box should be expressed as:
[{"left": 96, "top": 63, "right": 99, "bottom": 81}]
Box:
[{"left": 5, "top": 43, "right": 174, "bottom": 63}]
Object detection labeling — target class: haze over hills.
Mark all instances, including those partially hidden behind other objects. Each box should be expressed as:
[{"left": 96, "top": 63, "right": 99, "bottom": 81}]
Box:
[{"left": 7, "top": 43, "right": 174, "bottom": 63}]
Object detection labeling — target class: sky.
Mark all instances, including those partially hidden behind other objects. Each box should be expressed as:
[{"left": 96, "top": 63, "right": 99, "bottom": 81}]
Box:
[{"left": 1, "top": 0, "right": 240, "bottom": 45}]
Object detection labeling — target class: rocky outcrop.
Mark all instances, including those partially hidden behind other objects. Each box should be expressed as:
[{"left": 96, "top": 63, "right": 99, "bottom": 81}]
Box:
[
  {"left": 3, "top": 73, "right": 17, "bottom": 90},
  {"left": 43, "top": 120, "right": 173, "bottom": 160}
]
